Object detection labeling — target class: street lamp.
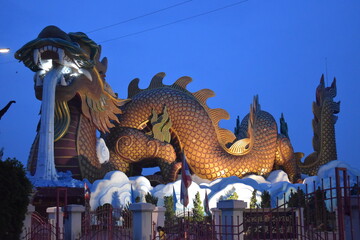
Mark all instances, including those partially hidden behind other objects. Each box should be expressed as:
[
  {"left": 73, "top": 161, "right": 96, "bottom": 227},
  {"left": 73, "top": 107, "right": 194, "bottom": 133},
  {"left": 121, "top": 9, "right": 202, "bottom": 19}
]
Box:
[{"left": 0, "top": 48, "right": 10, "bottom": 53}]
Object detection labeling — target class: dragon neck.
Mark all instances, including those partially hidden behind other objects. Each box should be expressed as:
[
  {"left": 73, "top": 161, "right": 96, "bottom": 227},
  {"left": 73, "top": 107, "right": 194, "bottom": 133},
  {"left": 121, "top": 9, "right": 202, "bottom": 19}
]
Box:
[{"left": 318, "top": 100, "right": 338, "bottom": 164}]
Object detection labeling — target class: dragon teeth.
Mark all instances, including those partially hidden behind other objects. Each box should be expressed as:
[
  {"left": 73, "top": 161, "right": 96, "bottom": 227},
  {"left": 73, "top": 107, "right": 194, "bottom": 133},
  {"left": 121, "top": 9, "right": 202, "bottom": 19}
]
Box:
[
  {"left": 60, "top": 75, "right": 67, "bottom": 86},
  {"left": 33, "top": 49, "right": 39, "bottom": 65},
  {"left": 79, "top": 68, "right": 93, "bottom": 82}
]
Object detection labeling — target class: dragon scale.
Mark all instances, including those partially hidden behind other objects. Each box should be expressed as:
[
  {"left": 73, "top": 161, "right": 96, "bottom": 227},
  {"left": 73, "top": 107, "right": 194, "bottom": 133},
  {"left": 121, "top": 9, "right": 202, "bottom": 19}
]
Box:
[
  {"left": 115, "top": 74, "right": 293, "bottom": 180},
  {"left": 16, "top": 26, "right": 342, "bottom": 184}
]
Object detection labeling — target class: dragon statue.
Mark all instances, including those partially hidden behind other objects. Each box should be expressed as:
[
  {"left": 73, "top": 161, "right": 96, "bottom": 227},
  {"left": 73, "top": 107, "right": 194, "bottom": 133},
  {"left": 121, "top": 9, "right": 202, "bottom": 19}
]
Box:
[
  {"left": 298, "top": 75, "right": 340, "bottom": 175},
  {"left": 16, "top": 25, "right": 338, "bottom": 184}
]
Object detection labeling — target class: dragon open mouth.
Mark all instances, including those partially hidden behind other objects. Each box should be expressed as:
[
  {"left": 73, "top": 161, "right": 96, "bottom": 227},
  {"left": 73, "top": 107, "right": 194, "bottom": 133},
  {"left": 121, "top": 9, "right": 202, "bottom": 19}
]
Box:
[
  {"left": 15, "top": 26, "right": 97, "bottom": 89},
  {"left": 33, "top": 44, "right": 93, "bottom": 87}
]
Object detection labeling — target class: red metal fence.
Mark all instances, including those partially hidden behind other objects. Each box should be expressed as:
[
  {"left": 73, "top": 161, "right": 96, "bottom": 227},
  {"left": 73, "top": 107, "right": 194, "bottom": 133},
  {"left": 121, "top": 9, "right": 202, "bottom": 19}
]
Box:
[
  {"left": 22, "top": 211, "right": 63, "bottom": 240},
  {"left": 79, "top": 203, "right": 132, "bottom": 240},
  {"left": 154, "top": 167, "right": 360, "bottom": 240}
]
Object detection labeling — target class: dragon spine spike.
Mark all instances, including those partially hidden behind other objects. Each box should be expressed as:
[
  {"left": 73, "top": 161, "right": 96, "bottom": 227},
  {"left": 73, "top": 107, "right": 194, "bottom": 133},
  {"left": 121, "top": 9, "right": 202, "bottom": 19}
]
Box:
[
  {"left": 128, "top": 78, "right": 141, "bottom": 98},
  {"left": 171, "top": 76, "right": 192, "bottom": 90},
  {"left": 148, "top": 72, "right": 166, "bottom": 89},
  {"left": 193, "top": 89, "right": 215, "bottom": 105}
]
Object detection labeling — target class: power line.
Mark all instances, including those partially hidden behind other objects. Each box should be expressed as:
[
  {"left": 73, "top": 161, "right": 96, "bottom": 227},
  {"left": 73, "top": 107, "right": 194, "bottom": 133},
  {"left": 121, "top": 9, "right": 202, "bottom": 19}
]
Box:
[
  {"left": 86, "top": 0, "right": 193, "bottom": 34},
  {"left": 0, "top": 0, "right": 249, "bottom": 65},
  {"left": 99, "top": 0, "right": 249, "bottom": 44}
]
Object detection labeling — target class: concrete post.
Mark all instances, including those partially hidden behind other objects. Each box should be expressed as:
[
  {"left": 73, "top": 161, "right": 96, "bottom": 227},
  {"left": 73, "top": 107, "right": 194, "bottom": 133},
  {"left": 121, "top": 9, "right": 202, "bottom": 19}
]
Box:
[
  {"left": 217, "top": 200, "right": 247, "bottom": 240},
  {"left": 152, "top": 206, "right": 166, "bottom": 229},
  {"left": 47, "top": 206, "right": 64, "bottom": 240},
  {"left": 21, "top": 204, "right": 35, "bottom": 239},
  {"left": 212, "top": 208, "right": 222, "bottom": 237},
  {"left": 64, "top": 204, "right": 85, "bottom": 240},
  {"left": 130, "top": 203, "right": 155, "bottom": 240},
  {"left": 346, "top": 197, "right": 360, "bottom": 239}
]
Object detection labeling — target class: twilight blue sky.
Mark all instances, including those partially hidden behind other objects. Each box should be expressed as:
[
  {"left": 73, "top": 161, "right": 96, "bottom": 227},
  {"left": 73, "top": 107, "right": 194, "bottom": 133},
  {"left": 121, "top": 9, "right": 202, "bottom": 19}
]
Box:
[{"left": 0, "top": 0, "right": 360, "bottom": 174}]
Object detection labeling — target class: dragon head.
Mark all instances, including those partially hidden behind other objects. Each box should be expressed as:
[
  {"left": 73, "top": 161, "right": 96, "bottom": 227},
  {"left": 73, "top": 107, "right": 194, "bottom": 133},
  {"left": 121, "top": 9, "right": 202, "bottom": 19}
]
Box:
[{"left": 15, "top": 25, "right": 129, "bottom": 133}]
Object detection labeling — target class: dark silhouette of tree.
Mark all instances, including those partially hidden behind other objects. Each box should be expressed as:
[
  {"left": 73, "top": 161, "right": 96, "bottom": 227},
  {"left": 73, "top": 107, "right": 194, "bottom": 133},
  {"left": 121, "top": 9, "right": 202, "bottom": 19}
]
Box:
[
  {"left": 260, "top": 190, "right": 271, "bottom": 208},
  {"left": 0, "top": 158, "right": 32, "bottom": 240},
  {"left": 0, "top": 100, "right": 16, "bottom": 120},
  {"left": 288, "top": 188, "right": 306, "bottom": 208}
]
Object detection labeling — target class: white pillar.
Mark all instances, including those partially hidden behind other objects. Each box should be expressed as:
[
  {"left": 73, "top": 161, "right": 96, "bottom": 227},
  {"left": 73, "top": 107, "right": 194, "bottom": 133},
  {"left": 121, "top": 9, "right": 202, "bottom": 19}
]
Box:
[
  {"left": 346, "top": 197, "right": 360, "bottom": 239},
  {"left": 64, "top": 204, "right": 85, "bottom": 240},
  {"left": 47, "top": 206, "right": 64, "bottom": 240},
  {"left": 130, "top": 203, "right": 155, "bottom": 240},
  {"left": 152, "top": 206, "right": 166, "bottom": 229},
  {"left": 212, "top": 208, "right": 222, "bottom": 238},
  {"left": 21, "top": 204, "right": 35, "bottom": 239},
  {"left": 217, "top": 200, "right": 247, "bottom": 240},
  {"left": 35, "top": 67, "right": 64, "bottom": 180}
]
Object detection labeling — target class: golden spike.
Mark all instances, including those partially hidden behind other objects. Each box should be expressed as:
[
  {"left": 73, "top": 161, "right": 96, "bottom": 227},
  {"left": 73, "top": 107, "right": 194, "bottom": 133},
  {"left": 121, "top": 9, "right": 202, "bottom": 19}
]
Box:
[
  {"left": 193, "top": 89, "right": 215, "bottom": 106},
  {"left": 148, "top": 72, "right": 166, "bottom": 89},
  {"left": 208, "top": 108, "right": 230, "bottom": 122},
  {"left": 172, "top": 76, "right": 192, "bottom": 90},
  {"left": 218, "top": 129, "right": 236, "bottom": 145},
  {"left": 128, "top": 78, "right": 141, "bottom": 98}
]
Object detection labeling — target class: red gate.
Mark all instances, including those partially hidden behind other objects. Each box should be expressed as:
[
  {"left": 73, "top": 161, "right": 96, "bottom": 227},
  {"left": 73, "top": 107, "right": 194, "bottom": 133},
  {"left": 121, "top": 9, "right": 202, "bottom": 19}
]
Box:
[
  {"left": 79, "top": 203, "right": 133, "bottom": 240},
  {"left": 152, "top": 167, "right": 360, "bottom": 240}
]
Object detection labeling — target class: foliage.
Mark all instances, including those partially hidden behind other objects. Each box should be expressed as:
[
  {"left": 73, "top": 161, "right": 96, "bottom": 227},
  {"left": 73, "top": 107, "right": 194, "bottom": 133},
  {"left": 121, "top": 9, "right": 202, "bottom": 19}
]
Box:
[
  {"left": 145, "top": 192, "right": 158, "bottom": 205},
  {"left": 260, "top": 190, "right": 271, "bottom": 208},
  {"left": 350, "top": 183, "right": 359, "bottom": 195},
  {"left": 288, "top": 188, "right": 306, "bottom": 208},
  {"left": 228, "top": 191, "right": 239, "bottom": 200},
  {"left": 250, "top": 189, "right": 258, "bottom": 209},
  {"left": 192, "top": 192, "right": 204, "bottom": 222},
  {"left": 219, "top": 187, "right": 238, "bottom": 201},
  {"left": 164, "top": 195, "right": 175, "bottom": 225},
  {"left": 306, "top": 187, "right": 332, "bottom": 230},
  {"left": 0, "top": 158, "right": 33, "bottom": 240}
]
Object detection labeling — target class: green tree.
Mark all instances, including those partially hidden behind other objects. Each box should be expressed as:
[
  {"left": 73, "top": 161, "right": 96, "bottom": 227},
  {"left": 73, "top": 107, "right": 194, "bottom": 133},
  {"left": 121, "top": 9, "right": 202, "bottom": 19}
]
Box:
[
  {"left": 0, "top": 158, "right": 33, "bottom": 240},
  {"left": 192, "top": 192, "right": 204, "bottom": 222},
  {"left": 145, "top": 192, "right": 158, "bottom": 205},
  {"left": 260, "top": 190, "right": 271, "bottom": 208},
  {"left": 164, "top": 195, "right": 175, "bottom": 225},
  {"left": 250, "top": 189, "right": 258, "bottom": 209},
  {"left": 228, "top": 191, "right": 239, "bottom": 200},
  {"left": 288, "top": 188, "right": 306, "bottom": 208}
]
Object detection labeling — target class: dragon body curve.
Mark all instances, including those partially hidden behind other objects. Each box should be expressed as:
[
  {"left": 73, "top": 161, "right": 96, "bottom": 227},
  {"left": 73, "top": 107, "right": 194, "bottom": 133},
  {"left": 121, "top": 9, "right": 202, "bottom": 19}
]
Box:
[
  {"left": 108, "top": 73, "right": 300, "bottom": 181},
  {"left": 16, "top": 26, "right": 301, "bottom": 183}
]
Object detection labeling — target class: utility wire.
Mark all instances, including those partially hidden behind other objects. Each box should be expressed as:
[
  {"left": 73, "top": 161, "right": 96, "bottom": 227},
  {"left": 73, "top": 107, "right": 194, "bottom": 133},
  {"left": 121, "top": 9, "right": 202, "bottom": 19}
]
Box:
[
  {"left": 86, "top": 0, "right": 193, "bottom": 34},
  {"left": 99, "top": 0, "right": 249, "bottom": 44},
  {"left": 0, "top": 0, "right": 249, "bottom": 65}
]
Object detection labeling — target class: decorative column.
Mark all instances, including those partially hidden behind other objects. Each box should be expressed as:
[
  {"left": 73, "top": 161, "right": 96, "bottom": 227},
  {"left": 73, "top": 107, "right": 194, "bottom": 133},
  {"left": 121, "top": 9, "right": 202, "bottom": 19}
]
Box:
[
  {"left": 211, "top": 208, "right": 222, "bottom": 238},
  {"left": 346, "top": 197, "right": 360, "bottom": 239},
  {"left": 152, "top": 206, "right": 166, "bottom": 229},
  {"left": 217, "top": 200, "right": 247, "bottom": 240},
  {"left": 35, "top": 67, "right": 64, "bottom": 181},
  {"left": 21, "top": 204, "right": 35, "bottom": 239},
  {"left": 130, "top": 203, "right": 155, "bottom": 240},
  {"left": 47, "top": 206, "right": 64, "bottom": 240},
  {"left": 64, "top": 204, "right": 85, "bottom": 240}
]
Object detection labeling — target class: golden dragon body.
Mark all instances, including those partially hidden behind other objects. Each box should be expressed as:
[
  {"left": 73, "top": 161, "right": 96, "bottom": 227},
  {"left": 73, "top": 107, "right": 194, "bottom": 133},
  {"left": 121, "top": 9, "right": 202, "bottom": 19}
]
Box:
[{"left": 15, "top": 26, "right": 341, "bottom": 184}]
